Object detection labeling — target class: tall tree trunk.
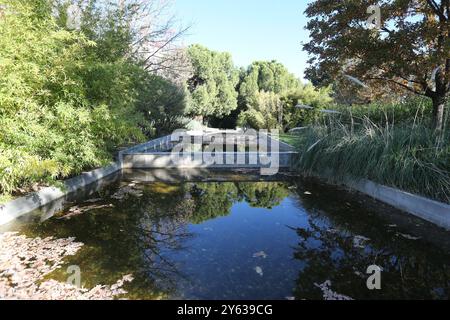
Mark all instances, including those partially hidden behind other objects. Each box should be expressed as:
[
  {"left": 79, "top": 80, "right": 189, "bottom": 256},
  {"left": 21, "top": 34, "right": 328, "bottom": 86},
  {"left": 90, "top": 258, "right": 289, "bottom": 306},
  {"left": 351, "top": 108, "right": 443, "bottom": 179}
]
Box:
[{"left": 432, "top": 94, "right": 446, "bottom": 131}]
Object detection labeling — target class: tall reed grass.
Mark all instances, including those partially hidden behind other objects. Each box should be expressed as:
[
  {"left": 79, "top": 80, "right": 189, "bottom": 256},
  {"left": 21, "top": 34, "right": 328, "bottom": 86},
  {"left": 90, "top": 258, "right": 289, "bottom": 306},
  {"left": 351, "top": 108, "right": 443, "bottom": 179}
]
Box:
[{"left": 291, "top": 107, "right": 450, "bottom": 203}]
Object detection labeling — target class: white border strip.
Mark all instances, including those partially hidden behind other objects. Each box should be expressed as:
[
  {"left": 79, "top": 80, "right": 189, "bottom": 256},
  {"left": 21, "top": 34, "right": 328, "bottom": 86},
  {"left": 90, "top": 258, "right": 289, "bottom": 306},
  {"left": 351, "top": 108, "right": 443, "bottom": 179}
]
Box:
[{"left": 349, "top": 179, "right": 450, "bottom": 230}]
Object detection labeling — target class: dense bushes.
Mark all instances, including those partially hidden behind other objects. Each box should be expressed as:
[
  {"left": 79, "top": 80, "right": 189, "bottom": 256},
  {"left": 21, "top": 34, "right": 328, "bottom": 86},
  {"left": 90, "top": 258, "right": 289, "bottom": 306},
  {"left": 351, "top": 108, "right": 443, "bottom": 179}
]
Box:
[
  {"left": 0, "top": 0, "right": 186, "bottom": 199},
  {"left": 237, "top": 84, "right": 334, "bottom": 131},
  {"left": 281, "top": 84, "right": 333, "bottom": 130},
  {"left": 186, "top": 44, "right": 239, "bottom": 120},
  {"left": 237, "top": 91, "right": 283, "bottom": 130}
]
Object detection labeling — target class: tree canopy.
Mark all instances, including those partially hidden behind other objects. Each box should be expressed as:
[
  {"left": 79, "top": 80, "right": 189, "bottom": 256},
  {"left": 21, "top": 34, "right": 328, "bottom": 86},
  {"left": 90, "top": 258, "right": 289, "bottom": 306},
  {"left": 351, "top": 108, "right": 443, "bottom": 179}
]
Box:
[
  {"left": 304, "top": 0, "right": 449, "bottom": 130},
  {"left": 239, "top": 60, "right": 301, "bottom": 105},
  {"left": 186, "top": 44, "right": 239, "bottom": 120}
]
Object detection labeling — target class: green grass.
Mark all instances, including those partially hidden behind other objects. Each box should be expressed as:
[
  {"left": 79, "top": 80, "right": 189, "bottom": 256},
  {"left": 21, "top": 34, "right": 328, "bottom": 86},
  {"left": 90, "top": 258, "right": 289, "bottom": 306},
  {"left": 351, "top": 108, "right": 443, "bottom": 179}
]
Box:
[{"left": 279, "top": 134, "right": 303, "bottom": 148}]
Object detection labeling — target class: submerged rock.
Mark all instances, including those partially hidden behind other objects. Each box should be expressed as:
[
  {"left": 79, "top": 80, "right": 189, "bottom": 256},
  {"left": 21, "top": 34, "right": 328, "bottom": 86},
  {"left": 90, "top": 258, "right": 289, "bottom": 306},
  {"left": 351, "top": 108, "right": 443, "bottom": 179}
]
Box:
[
  {"left": 83, "top": 198, "right": 103, "bottom": 204},
  {"left": 58, "top": 204, "right": 114, "bottom": 220},
  {"left": 111, "top": 185, "right": 143, "bottom": 200}
]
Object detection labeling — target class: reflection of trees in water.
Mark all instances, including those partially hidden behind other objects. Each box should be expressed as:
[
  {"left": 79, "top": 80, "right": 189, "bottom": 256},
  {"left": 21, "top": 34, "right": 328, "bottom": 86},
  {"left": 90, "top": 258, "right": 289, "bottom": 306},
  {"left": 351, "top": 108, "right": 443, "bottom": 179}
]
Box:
[
  {"left": 20, "top": 183, "right": 196, "bottom": 298},
  {"left": 187, "top": 182, "right": 290, "bottom": 224},
  {"left": 237, "top": 182, "right": 290, "bottom": 208},
  {"left": 19, "top": 181, "right": 291, "bottom": 298},
  {"left": 189, "top": 183, "right": 239, "bottom": 224},
  {"left": 289, "top": 183, "right": 450, "bottom": 300}
]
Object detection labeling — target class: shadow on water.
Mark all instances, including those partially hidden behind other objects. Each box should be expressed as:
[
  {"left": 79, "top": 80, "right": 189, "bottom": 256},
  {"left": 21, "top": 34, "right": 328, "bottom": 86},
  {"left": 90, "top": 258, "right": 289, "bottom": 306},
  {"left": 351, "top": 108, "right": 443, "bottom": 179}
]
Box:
[
  {"left": 287, "top": 179, "right": 450, "bottom": 300},
  {"left": 1, "top": 169, "right": 449, "bottom": 300}
]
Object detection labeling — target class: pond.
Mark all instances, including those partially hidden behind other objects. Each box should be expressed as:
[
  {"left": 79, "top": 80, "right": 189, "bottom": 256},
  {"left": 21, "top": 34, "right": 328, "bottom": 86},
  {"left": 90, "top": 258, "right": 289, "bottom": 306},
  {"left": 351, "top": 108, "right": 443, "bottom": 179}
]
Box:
[{"left": 2, "top": 169, "right": 450, "bottom": 300}]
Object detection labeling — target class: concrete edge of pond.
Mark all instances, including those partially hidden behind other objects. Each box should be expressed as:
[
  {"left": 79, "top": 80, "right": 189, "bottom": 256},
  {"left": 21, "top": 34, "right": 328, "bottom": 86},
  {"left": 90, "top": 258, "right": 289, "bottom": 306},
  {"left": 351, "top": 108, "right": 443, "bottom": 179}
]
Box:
[
  {"left": 348, "top": 180, "right": 450, "bottom": 230},
  {"left": 0, "top": 162, "right": 122, "bottom": 226},
  {"left": 121, "top": 151, "right": 299, "bottom": 169}
]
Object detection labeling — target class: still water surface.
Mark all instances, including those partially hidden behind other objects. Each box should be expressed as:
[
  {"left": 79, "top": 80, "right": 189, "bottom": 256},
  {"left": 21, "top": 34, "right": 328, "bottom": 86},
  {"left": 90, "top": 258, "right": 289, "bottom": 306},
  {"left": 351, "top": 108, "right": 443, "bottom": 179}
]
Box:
[{"left": 3, "top": 169, "right": 450, "bottom": 300}]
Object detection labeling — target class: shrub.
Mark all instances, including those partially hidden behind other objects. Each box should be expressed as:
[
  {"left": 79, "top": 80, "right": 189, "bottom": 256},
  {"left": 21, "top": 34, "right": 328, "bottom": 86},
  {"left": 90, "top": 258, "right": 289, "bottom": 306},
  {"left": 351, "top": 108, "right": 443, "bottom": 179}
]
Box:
[{"left": 0, "top": 0, "right": 147, "bottom": 197}]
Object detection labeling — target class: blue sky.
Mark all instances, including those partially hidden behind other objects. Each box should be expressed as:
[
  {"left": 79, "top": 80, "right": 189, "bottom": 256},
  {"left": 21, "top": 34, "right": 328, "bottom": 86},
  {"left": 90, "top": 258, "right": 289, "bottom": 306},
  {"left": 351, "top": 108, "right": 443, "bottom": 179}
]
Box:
[{"left": 173, "top": 0, "right": 312, "bottom": 80}]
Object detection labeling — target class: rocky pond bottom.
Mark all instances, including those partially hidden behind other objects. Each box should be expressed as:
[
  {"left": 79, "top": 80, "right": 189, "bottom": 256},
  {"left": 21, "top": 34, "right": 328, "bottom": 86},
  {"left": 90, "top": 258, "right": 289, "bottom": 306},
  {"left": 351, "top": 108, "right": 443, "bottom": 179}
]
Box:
[{"left": 1, "top": 169, "right": 450, "bottom": 300}]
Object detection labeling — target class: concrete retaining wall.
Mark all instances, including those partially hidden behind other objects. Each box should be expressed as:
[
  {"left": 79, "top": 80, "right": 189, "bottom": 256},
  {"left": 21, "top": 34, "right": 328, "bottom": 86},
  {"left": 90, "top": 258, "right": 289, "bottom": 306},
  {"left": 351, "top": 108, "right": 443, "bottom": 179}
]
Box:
[
  {"left": 122, "top": 152, "right": 297, "bottom": 169},
  {"left": 349, "top": 179, "right": 450, "bottom": 230},
  {"left": 0, "top": 162, "right": 121, "bottom": 226},
  {"left": 117, "top": 135, "right": 173, "bottom": 163}
]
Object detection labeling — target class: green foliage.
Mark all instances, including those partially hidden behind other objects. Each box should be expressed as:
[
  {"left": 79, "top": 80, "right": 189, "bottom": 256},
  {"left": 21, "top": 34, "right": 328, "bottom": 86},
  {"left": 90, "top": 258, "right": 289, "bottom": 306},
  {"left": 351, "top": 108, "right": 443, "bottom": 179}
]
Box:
[
  {"left": 186, "top": 44, "right": 239, "bottom": 119},
  {"left": 237, "top": 91, "right": 282, "bottom": 130},
  {"left": 0, "top": 0, "right": 187, "bottom": 198},
  {"left": 188, "top": 182, "right": 290, "bottom": 224},
  {"left": 237, "top": 182, "right": 289, "bottom": 208},
  {"left": 329, "top": 97, "right": 434, "bottom": 127},
  {"left": 282, "top": 84, "right": 333, "bottom": 129},
  {"left": 292, "top": 117, "right": 450, "bottom": 203},
  {"left": 135, "top": 74, "right": 188, "bottom": 137},
  {"left": 189, "top": 183, "right": 239, "bottom": 224},
  {"left": 239, "top": 60, "right": 300, "bottom": 106},
  {"left": 304, "top": 0, "right": 449, "bottom": 130}
]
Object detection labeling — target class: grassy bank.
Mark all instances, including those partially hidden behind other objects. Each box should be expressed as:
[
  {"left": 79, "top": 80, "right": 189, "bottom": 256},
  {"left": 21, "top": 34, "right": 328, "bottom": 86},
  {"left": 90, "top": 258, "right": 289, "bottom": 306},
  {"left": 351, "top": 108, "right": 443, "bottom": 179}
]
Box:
[{"left": 283, "top": 102, "right": 450, "bottom": 204}]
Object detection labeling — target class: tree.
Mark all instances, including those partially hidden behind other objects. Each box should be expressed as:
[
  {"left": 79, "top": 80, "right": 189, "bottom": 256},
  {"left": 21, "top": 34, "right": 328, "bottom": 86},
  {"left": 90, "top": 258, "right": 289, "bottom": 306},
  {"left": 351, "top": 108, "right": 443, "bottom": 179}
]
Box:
[
  {"left": 304, "top": 0, "right": 450, "bottom": 131},
  {"left": 0, "top": 0, "right": 188, "bottom": 197},
  {"left": 237, "top": 91, "right": 283, "bottom": 130},
  {"left": 186, "top": 44, "right": 239, "bottom": 121},
  {"left": 281, "top": 84, "right": 333, "bottom": 130},
  {"left": 239, "top": 60, "right": 300, "bottom": 106},
  {"left": 135, "top": 74, "right": 187, "bottom": 137},
  {"left": 53, "top": 0, "right": 192, "bottom": 80}
]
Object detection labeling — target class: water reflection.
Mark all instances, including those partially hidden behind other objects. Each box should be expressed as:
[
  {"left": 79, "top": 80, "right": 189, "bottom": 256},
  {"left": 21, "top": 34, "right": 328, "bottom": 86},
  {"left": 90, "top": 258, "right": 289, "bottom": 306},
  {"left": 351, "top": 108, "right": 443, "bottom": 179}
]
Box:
[
  {"left": 3, "top": 170, "right": 450, "bottom": 300},
  {"left": 289, "top": 180, "right": 450, "bottom": 300},
  {"left": 292, "top": 218, "right": 450, "bottom": 300}
]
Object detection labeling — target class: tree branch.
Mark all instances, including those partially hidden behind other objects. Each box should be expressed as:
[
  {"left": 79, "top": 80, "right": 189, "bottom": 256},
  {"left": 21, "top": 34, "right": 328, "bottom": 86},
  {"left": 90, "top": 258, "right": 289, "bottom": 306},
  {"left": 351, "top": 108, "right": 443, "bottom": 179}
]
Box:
[
  {"left": 426, "top": 0, "right": 448, "bottom": 21},
  {"left": 366, "top": 77, "right": 430, "bottom": 97}
]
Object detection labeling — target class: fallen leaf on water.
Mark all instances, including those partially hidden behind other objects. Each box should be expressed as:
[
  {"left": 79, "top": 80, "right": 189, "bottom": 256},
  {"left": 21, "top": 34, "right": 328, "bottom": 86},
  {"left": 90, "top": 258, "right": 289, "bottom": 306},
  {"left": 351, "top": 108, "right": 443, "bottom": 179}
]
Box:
[
  {"left": 354, "top": 271, "right": 365, "bottom": 278},
  {"left": 352, "top": 235, "right": 370, "bottom": 248},
  {"left": 397, "top": 233, "right": 421, "bottom": 240},
  {"left": 252, "top": 251, "right": 268, "bottom": 259},
  {"left": 254, "top": 266, "right": 264, "bottom": 276},
  {"left": 0, "top": 232, "right": 133, "bottom": 300},
  {"left": 314, "top": 280, "right": 353, "bottom": 301}
]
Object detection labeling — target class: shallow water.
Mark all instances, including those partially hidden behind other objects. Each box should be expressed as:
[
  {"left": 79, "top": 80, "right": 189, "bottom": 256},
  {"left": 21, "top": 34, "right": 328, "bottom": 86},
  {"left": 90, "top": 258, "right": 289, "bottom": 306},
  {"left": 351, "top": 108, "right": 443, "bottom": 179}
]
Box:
[{"left": 3, "top": 169, "right": 450, "bottom": 300}]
